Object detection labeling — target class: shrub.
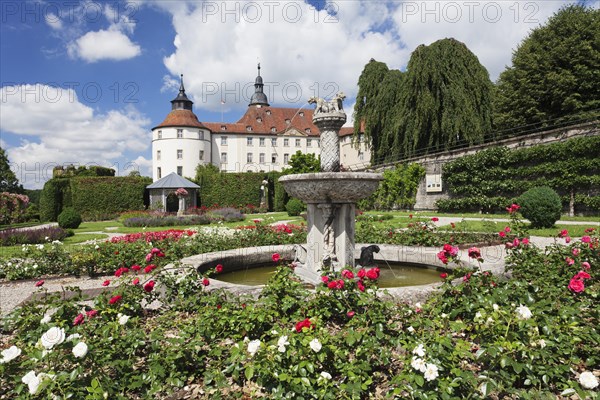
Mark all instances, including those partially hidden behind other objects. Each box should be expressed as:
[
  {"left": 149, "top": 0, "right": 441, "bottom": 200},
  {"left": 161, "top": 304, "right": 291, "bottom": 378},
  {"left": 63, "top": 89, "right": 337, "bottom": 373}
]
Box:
[
  {"left": 57, "top": 208, "right": 82, "bottom": 229},
  {"left": 286, "top": 198, "right": 305, "bottom": 216},
  {"left": 517, "top": 186, "right": 562, "bottom": 228}
]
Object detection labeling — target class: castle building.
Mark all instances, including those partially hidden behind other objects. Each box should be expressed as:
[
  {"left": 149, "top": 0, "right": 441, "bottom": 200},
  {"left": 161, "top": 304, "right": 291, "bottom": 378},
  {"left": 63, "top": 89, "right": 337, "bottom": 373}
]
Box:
[{"left": 151, "top": 66, "right": 369, "bottom": 181}]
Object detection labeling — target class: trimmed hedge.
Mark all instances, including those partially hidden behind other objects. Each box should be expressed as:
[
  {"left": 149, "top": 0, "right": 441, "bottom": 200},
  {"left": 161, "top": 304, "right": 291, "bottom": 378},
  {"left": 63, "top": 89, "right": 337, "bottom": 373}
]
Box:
[
  {"left": 438, "top": 136, "right": 600, "bottom": 213},
  {"left": 39, "top": 179, "right": 72, "bottom": 222},
  {"left": 517, "top": 186, "right": 562, "bottom": 228}
]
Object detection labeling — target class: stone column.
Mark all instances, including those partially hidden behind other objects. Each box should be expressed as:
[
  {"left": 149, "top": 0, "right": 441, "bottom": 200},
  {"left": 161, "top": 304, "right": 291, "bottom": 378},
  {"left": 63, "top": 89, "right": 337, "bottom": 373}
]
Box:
[{"left": 314, "top": 115, "right": 346, "bottom": 172}]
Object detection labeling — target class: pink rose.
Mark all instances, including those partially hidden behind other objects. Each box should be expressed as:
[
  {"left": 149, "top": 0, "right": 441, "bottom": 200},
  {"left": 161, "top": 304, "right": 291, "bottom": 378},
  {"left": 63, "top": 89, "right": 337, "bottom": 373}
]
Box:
[
  {"left": 499, "top": 231, "right": 506, "bottom": 238},
  {"left": 565, "top": 236, "right": 571, "bottom": 244},
  {"left": 357, "top": 268, "right": 366, "bottom": 279},
  {"left": 581, "top": 236, "right": 591, "bottom": 243},
  {"left": 582, "top": 262, "right": 591, "bottom": 270},
  {"left": 468, "top": 247, "right": 481, "bottom": 259},
  {"left": 347, "top": 311, "right": 355, "bottom": 318},
  {"left": 575, "top": 271, "right": 591, "bottom": 280},
  {"left": 504, "top": 226, "right": 511, "bottom": 233},
  {"left": 522, "top": 237, "right": 530, "bottom": 245},
  {"left": 341, "top": 269, "right": 354, "bottom": 279},
  {"left": 572, "top": 248, "right": 580, "bottom": 257},
  {"left": 272, "top": 253, "right": 281, "bottom": 263},
  {"left": 321, "top": 276, "right": 329, "bottom": 284},
  {"left": 73, "top": 313, "right": 85, "bottom": 326},
  {"left": 357, "top": 280, "right": 365, "bottom": 292},
  {"left": 568, "top": 278, "right": 585, "bottom": 293},
  {"left": 513, "top": 238, "right": 520, "bottom": 247},
  {"left": 566, "top": 257, "right": 575, "bottom": 266}
]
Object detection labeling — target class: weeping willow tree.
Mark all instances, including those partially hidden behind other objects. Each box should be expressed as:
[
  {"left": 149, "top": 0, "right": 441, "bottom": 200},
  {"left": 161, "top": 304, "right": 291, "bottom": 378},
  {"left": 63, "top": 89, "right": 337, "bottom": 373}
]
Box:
[{"left": 354, "top": 39, "right": 493, "bottom": 164}]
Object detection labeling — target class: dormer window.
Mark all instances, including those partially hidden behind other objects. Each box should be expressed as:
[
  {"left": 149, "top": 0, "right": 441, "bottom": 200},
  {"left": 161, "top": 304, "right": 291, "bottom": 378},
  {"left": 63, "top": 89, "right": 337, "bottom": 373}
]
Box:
[
  {"left": 285, "top": 119, "right": 291, "bottom": 125},
  {"left": 256, "top": 117, "right": 262, "bottom": 123},
  {"left": 305, "top": 128, "right": 311, "bottom": 133},
  {"left": 246, "top": 126, "right": 252, "bottom": 132},
  {"left": 221, "top": 125, "right": 226, "bottom": 131},
  {"left": 271, "top": 127, "right": 276, "bottom": 133},
  {"left": 299, "top": 112, "right": 304, "bottom": 117},
  {"left": 266, "top": 110, "right": 271, "bottom": 115}
]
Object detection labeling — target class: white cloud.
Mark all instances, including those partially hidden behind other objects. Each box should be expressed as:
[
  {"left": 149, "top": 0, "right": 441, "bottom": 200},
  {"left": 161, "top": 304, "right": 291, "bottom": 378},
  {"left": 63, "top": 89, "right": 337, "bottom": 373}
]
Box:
[
  {"left": 68, "top": 29, "right": 141, "bottom": 62},
  {"left": 1, "top": 84, "right": 150, "bottom": 188},
  {"left": 160, "top": 1, "right": 406, "bottom": 112},
  {"left": 45, "top": 13, "right": 63, "bottom": 30}
]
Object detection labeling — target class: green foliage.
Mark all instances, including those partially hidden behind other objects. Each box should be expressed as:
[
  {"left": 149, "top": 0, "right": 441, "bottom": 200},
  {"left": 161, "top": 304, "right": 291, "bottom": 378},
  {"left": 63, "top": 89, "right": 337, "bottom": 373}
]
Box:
[
  {"left": 439, "top": 136, "right": 600, "bottom": 213},
  {"left": 0, "top": 147, "right": 23, "bottom": 194},
  {"left": 494, "top": 5, "right": 600, "bottom": 130},
  {"left": 285, "top": 198, "right": 305, "bottom": 217},
  {"left": 57, "top": 208, "right": 82, "bottom": 229},
  {"left": 359, "top": 163, "right": 425, "bottom": 210},
  {"left": 285, "top": 151, "right": 320, "bottom": 174},
  {"left": 39, "top": 178, "right": 72, "bottom": 222},
  {"left": 355, "top": 39, "right": 493, "bottom": 164},
  {"left": 518, "top": 187, "right": 562, "bottom": 228},
  {"left": 70, "top": 176, "right": 150, "bottom": 221}
]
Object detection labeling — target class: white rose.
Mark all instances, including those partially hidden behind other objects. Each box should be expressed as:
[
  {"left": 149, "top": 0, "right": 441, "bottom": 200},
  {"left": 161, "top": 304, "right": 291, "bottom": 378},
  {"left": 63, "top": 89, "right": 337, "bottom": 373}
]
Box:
[
  {"left": 40, "top": 315, "right": 51, "bottom": 324},
  {"left": 66, "top": 333, "right": 81, "bottom": 342},
  {"left": 41, "top": 327, "right": 65, "bottom": 349},
  {"left": 412, "top": 344, "right": 426, "bottom": 357},
  {"left": 407, "top": 326, "right": 415, "bottom": 333},
  {"left": 411, "top": 356, "right": 427, "bottom": 373},
  {"left": 538, "top": 339, "right": 547, "bottom": 349},
  {"left": 579, "top": 371, "right": 599, "bottom": 390},
  {"left": 22, "top": 371, "right": 41, "bottom": 395},
  {"left": 424, "top": 363, "right": 439, "bottom": 382},
  {"left": 117, "top": 314, "right": 130, "bottom": 325},
  {"left": 0, "top": 345, "right": 21, "bottom": 363},
  {"left": 247, "top": 339, "right": 261, "bottom": 356},
  {"left": 515, "top": 304, "right": 533, "bottom": 320},
  {"left": 309, "top": 338, "right": 322, "bottom": 353},
  {"left": 493, "top": 304, "right": 499, "bottom": 311},
  {"left": 277, "top": 336, "right": 289, "bottom": 353},
  {"left": 72, "top": 342, "right": 88, "bottom": 358},
  {"left": 320, "top": 371, "right": 332, "bottom": 380}
]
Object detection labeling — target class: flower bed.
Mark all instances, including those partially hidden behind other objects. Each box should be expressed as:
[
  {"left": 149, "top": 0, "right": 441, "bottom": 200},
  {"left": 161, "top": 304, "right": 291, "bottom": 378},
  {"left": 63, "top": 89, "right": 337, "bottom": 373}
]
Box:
[{"left": 0, "top": 226, "right": 69, "bottom": 246}]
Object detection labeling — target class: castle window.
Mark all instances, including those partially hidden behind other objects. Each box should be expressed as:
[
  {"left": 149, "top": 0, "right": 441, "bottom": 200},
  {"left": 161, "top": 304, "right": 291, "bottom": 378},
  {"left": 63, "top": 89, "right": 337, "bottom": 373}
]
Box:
[
  {"left": 177, "top": 149, "right": 183, "bottom": 159},
  {"left": 177, "top": 166, "right": 183, "bottom": 176},
  {"left": 198, "top": 131, "right": 204, "bottom": 140},
  {"left": 359, "top": 151, "right": 364, "bottom": 161},
  {"left": 259, "top": 153, "right": 265, "bottom": 163},
  {"left": 221, "top": 152, "right": 227, "bottom": 163},
  {"left": 157, "top": 130, "right": 162, "bottom": 139},
  {"left": 284, "top": 138, "right": 289, "bottom": 147},
  {"left": 299, "top": 111, "right": 304, "bottom": 117},
  {"left": 259, "top": 138, "right": 265, "bottom": 147},
  {"left": 285, "top": 119, "right": 291, "bottom": 125},
  {"left": 177, "top": 129, "right": 183, "bottom": 138},
  {"left": 305, "top": 128, "right": 311, "bottom": 134},
  {"left": 295, "top": 139, "right": 301, "bottom": 147},
  {"left": 199, "top": 150, "right": 204, "bottom": 160},
  {"left": 247, "top": 137, "right": 253, "bottom": 146},
  {"left": 271, "top": 138, "right": 277, "bottom": 146},
  {"left": 220, "top": 125, "right": 226, "bottom": 131},
  {"left": 266, "top": 110, "right": 271, "bottom": 115},
  {"left": 221, "top": 136, "right": 227, "bottom": 145},
  {"left": 156, "top": 150, "right": 161, "bottom": 160},
  {"left": 283, "top": 153, "right": 289, "bottom": 164},
  {"left": 157, "top": 167, "right": 161, "bottom": 179},
  {"left": 271, "top": 153, "right": 277, "bottom": 163},
  {"left": 307, "top": 139, "right": 312, "bottom": 147},
  {"left": 247, "top": 153, "right": 253, "bottom": 163},
  {"left": 256, "top": 117, "right": 262, "bottom": 123}
]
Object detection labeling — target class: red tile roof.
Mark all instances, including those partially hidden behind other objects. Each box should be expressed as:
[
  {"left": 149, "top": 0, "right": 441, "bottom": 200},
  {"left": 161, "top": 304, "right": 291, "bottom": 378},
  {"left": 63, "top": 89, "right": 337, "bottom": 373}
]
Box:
[
  {"left": 153, "top": 110, "right": 206, "bottom": 130},
  {"left": 203, "top": 106, "right": 321, "bottom": 136}
]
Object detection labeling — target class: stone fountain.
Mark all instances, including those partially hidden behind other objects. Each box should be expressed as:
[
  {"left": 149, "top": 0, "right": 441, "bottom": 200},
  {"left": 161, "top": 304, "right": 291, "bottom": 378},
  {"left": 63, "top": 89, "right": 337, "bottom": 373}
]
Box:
[{"left": 279, "top": 93, "right": 383, "bottom": 284}]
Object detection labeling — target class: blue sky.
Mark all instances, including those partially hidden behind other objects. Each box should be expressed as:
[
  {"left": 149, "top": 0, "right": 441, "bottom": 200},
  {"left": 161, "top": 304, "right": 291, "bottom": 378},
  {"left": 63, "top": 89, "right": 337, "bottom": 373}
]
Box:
[{"left": 1, "top": 0, "right": 592, "bottom": 188}]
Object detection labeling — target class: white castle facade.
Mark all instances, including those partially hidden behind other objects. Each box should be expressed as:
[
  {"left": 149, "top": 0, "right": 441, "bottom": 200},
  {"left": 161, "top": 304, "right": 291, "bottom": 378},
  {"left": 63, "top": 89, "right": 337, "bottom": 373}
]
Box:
[{"left": 151, "top": 66, "right": 370, "bottom": 181}]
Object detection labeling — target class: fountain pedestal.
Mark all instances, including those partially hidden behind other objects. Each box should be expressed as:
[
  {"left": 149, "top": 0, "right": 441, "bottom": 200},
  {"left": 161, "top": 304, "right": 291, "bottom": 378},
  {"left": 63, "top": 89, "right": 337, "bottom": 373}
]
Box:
[{"left": 279, "top": 92, "right": 382, "bottom": 284}]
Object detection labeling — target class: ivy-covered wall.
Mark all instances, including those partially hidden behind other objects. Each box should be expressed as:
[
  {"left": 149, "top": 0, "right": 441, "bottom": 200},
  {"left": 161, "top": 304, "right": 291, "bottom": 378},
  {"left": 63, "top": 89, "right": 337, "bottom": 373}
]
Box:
[
  {"left": 437, "top": 136, "right": 600, "bottom": 213},
  {"left": 39, "top": 179, "right": 72, "bottom": 222}
]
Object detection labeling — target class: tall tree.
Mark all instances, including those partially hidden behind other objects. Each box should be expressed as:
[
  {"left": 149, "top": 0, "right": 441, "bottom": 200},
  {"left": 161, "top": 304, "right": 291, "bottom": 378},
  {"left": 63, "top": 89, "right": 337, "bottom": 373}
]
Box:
[
  {"left": 494, "top": 5, "right": 600, "bottom": 131},
  {"left": 0, "top": 147, "right": 23, "bottom": 193},
  {"left": 354, "top": 39, "right": 493, "bottom": 164}
]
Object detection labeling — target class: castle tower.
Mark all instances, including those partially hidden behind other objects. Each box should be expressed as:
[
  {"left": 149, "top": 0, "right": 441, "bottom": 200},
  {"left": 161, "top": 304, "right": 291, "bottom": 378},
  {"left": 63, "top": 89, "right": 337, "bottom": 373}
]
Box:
[
  {"left": 248, "top": 63, "right": 270, "bottom": 107},
  {"left": 151, "top": 75, "right": 211, "bottom": 181}
]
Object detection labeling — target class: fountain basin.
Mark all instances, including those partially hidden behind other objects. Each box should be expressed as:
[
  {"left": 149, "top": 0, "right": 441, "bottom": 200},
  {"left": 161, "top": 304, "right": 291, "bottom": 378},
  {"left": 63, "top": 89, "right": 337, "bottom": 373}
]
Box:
[{"left": 279, "top": 172, "right": 383, "bottom": 203}]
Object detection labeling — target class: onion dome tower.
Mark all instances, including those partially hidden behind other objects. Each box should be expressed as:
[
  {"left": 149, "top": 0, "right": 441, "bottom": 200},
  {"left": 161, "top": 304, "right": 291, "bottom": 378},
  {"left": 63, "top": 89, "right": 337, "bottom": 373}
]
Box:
[
  {"left": 151, "top": 74, "right": 211, "bottom": 181},
  {"left": 249, "top": 63, "right": 270, "bottom": 107}
]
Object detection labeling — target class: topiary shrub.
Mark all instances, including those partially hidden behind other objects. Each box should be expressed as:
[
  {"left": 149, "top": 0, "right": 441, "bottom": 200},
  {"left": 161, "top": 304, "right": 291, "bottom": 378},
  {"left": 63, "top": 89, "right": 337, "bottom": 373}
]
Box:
[
  {"left": 57, "top": 207, "right": 82, "bottom": 229},
  {"left": 517, "top": 186, "right": 562, "bottom": 228},
  {"left": 286, "top": 198, "right": 305, "bottom": 217}
]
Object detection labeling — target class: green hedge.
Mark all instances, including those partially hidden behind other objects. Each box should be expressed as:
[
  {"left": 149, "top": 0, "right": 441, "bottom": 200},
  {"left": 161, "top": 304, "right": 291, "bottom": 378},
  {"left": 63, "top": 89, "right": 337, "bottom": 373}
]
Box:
[
  {"left": 39, "top": 179, "right": 72, "bottom": 222},
  {"left": 439, "top": 136, "right": 600, "bottom": 212},
  {"left": 70, "top": 176, "right": 151, "bottom": 220}
]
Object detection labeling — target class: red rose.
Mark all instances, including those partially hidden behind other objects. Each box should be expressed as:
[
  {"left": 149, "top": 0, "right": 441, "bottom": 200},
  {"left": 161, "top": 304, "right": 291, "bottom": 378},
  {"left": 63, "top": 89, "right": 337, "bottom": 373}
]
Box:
[
  {"left": 272, "top": 253, "right": 281, "bottom": 263},
  {"left": 504, "top": 226, "right": 511, "bottom": 233},
  {"left": 499, "top": 231, "right": 506, "bottom": 238},
  {"left": 431, "top": 217, "right": 439, "bottom": 222},
  {"left": 109, "top": 295, "right": 122, "bottom": 305},
  {"left": 215, "top": 264, "right": 223, "bottom": 273},
  {"left": 327, "top": 281, "right": 337, "bottom": 290},
  {"left": 366, "top": 267, "right": 379, "bottom": 280},
  {"left": 558, "top": 229, "right": 568, "bottom": 238},
  {"left": 86, "top": 310, "right": 98, "bottom": 318},
  {"left": 450, "top": 222, "right": 456, "bottom": 229},
  {"left": 114, "top": 251, "right": 119, "bottom": 255},
  {"left": 581, "top": 236, "right": 591, "bottom": 243},
  {"left": 440, "top": 272, "right": 448, "bottom": 279},
  {"left": 468, "top": 247, "right": 481, "bottom": 259},
  {"left": 357, "top": 280, "right": 365, "bottom": 292},
  {"left": 295, "top": 318, "right": 313, "bottom": 333},
  {"left": 463, "top": 273, "right": 472, "bottom": 282},
  {"left": 437, "top": 251, "right": 449, "bottom": 265},
  {"left": 336, "top": 279, "right": 345, "bottom": 289},
  {"left": 143, "top": 280, "right": 155, "bottom": 292},
  {"left": 409, "top": 214, "right": 413, "bottom": 219},
  {"left": 102, "top": 280, "right": 110, "bottom": 286},
  {"left": 357, "top": 268, "right": 366, "bottom": 279},
  {"left": 131, "top": 265, "right": 141, "bottom": 271},
  {"left": 568, "top": 278, "right": 585, "bottom": 293},
  {"left": 321, "top": 276, "right": 329, "bottom": 284},
  {"left": 341, "top": 269, "right": 354, "bottom": 279},
  {"left": 202, "top": 278, "right": 210, "bottom": 286},
  {"left": 73, "top": 313, "right": 85, "bottom": 326},
  {"left": 575, "top": 271, "right": 591, "bottom": 280},
  {"left": 347, "top": 311, "right": 355, "bottom": 318},
  {"left": 144, "top": 264, "right": 156, "bottom": 273},
  {"left": 132, "top": 277, "right": 140, "bottom": 285},
  {"left": 35, "top": 280, "right": 44, "bottom": 287}
]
